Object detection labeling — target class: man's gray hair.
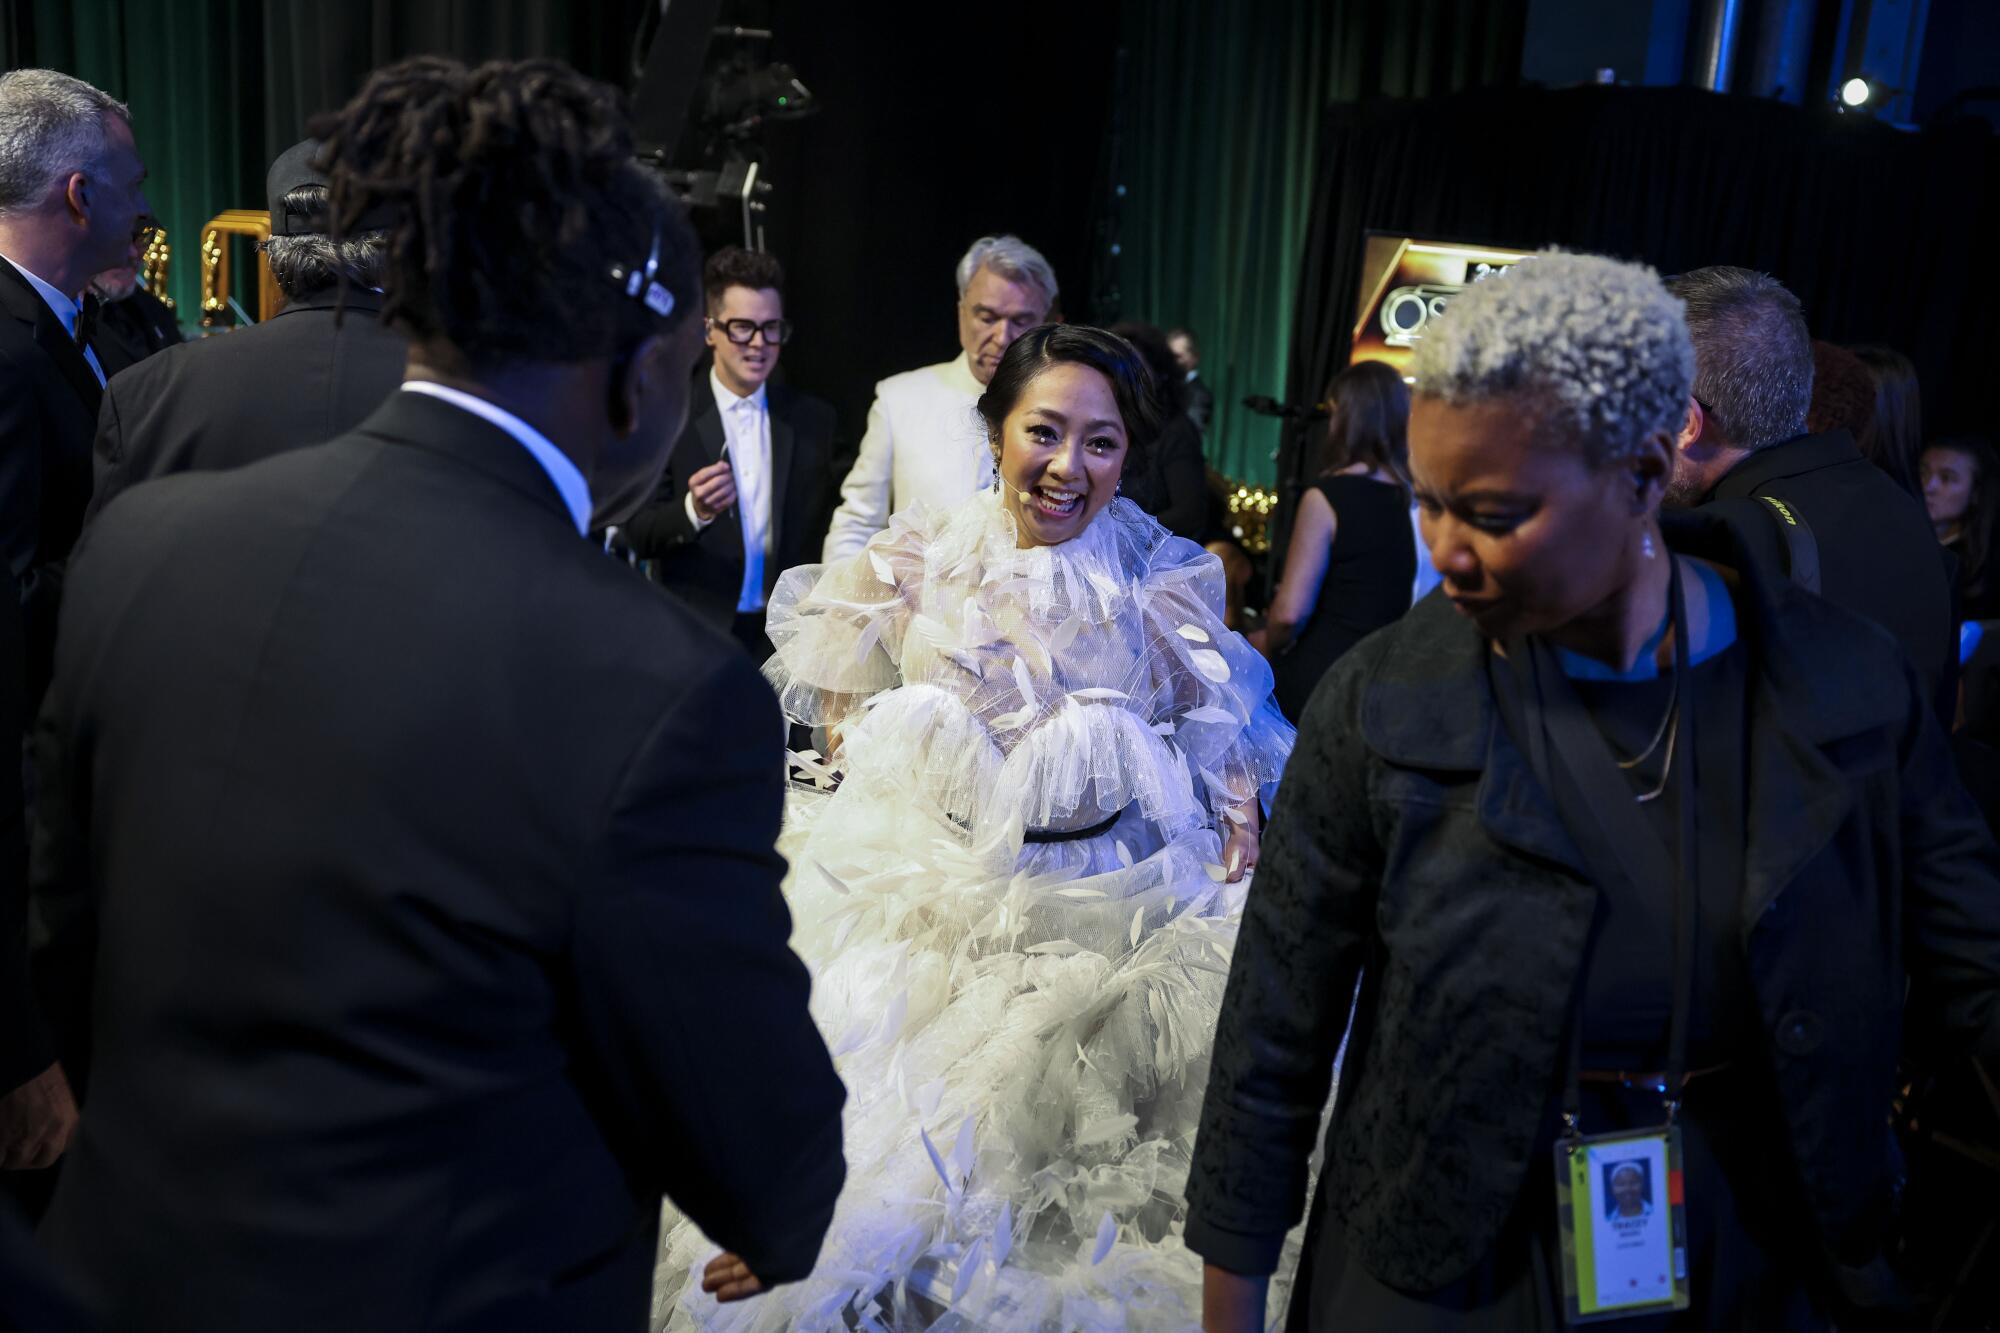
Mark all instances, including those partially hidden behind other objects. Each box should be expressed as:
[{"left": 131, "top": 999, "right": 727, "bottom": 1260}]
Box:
[
  {"left": 0, "top": 69, "right": 130, "bottom": 215},
  {"left": 1409, "top": 250, "right": 1694, "bottom": 468},
  {"left": 955, "top": 234, "right": 1058, "bottom": 313},
  {"left": 1665, "top": 265, "right": 1812, "bottom": 451}
]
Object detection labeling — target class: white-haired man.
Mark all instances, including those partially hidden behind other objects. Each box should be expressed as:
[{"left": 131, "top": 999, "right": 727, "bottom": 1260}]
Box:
[
  {"left": 0, "top": 68, "right": 150, "bottom": 1204},
  {"left": 821, "top": 234, "right": 1056, "bottom": 560}
]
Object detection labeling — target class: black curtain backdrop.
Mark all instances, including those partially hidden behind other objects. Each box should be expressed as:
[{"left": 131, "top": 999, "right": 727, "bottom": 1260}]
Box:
[
  {"left": 1285, "top": 85, "right": 2000, "bottom": 512},
  {"left": 258, "top": 1, "right": 650, "bottom": 166},
  {"left": 754, "top": 0, "right": 1119, "bottom": 442},
  {"left": 0, "top": 0, "right": 1120, "bottom": 440}
]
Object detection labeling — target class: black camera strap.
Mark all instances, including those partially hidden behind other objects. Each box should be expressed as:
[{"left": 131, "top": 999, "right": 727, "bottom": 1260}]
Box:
[{"left": 1504, "top": 558, "right": 1700, "bottom": 1138}]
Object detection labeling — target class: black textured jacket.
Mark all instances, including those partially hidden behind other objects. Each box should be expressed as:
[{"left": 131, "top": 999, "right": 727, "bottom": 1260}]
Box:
[{"left": 1185, "top": 510, "right": 2000, "bottom": 1306}]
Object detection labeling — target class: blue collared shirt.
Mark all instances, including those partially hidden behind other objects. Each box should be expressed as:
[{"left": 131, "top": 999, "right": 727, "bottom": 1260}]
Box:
[
  {"left": 2, "top": 254, "right": 106, "bottom": 386},
  {"left": 399, "top": 381, "right": 592, "bottom": 535}
]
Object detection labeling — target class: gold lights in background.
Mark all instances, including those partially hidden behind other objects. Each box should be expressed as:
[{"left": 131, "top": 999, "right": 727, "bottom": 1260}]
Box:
[
  {"left": 1223, "top": 481, "right": 1279, "bottom": 554},
  {"left": 139, "top": 227, "right": 173, "bottom": 310}
]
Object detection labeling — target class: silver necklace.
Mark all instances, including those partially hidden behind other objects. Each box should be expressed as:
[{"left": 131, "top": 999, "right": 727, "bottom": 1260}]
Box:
[
  {"left": 1615, "top": 679, "right": 1677, "bottom": 771},
  {"left": 1632, "top": 702, "right": 1679, "bottom": 804}
]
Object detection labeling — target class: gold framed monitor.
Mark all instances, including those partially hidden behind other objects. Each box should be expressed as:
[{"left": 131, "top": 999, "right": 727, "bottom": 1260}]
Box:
[
  {"left": 1348, "top": 234, "right": 1536, "bottom": 379},
  {"left": 198, "top": 209, "right": 281, "bottom": 326}
]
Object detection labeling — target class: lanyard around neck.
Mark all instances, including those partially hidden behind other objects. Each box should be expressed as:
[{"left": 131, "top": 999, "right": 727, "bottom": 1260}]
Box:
[{"left": 1513, "top": 557, "right": 1699, "bottom": 1135}]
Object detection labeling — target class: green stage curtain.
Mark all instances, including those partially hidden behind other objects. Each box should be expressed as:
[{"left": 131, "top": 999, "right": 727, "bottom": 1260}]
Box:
[
  {"left": 1111, "top": 0, "right": 1525, "bottom": 484},
  {"left": 1, "top": 0, "right": 646, "bottom": 319}
]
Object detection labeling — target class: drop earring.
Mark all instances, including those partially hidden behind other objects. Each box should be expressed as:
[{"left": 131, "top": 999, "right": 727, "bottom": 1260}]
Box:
[{"left": 1641, "top": 529, "right": 1657, "bottom": 560}]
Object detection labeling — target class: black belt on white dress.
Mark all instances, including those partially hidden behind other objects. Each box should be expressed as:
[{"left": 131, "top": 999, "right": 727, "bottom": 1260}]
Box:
[{"left": 1022, "top": 806, "right": 1127, "bottom": 844}]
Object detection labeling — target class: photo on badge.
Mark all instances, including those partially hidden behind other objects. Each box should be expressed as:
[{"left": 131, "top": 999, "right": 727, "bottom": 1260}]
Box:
[
  {"left": 1583, "top": 1136, "right": 1673, "bottom": 1309},
  {"left": 1603, "top": 1159, "right": 1654, "bottom": 1220}
]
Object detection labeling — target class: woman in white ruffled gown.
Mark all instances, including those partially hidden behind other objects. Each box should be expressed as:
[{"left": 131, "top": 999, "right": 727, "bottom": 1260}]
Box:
[{"left": 656, "top": 326, "right": 1297, "bottom": 1331}]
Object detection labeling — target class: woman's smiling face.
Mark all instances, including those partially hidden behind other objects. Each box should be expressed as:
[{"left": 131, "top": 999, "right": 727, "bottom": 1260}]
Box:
[{"left": 994, "top": 361, "right": 1131, "bottom": 548}]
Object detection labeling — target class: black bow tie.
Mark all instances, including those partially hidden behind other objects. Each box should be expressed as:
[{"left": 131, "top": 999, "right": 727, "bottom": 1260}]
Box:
[{"left": 74, "top": 293, "right": 99, "bottom": 350}]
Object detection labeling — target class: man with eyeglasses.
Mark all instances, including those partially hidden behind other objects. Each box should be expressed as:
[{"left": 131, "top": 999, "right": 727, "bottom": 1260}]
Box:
[
  {"left": 820, "top": 234, "right": 1058, "bottom": 560},
  {"left": 620, "top": 246, "right": 839, "bottom": 658}
]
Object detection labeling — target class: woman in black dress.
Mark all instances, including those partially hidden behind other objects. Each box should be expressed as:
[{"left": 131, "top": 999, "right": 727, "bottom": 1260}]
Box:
[
  {"left": 1261, "top": 360, "right": 1416, "bottom": 721},
  {"left": 1187, "top": 252, "right": 2000, "bottom": 1331}
]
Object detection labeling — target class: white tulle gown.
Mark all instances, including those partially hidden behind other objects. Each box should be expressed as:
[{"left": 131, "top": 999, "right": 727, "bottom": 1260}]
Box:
[{"left": 654, "top": 491, "right": 1296, "bottom": 1331}]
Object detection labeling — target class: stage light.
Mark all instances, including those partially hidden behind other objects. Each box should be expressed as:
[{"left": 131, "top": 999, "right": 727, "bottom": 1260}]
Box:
[{"left": 1840, "top": 77, "right": 1872, "bottom": 108}]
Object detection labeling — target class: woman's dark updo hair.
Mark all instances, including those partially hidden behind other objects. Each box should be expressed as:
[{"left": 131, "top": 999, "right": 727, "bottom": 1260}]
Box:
[
  {"left": 975, "top": 324, "right": 1163, "bottom": 476},
  {"left": 308, "top": 56, "right": 700, "bottom": 367}
]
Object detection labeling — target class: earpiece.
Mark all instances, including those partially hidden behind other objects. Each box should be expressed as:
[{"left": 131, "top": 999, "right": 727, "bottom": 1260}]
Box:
[{"left": 606, "top": 347, "right": 641, "bottom": 436}]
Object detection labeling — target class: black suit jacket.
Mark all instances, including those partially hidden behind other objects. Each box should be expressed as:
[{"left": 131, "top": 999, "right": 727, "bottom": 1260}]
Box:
[
  {"left": 30, "top": 391, "right": 845, "bottom": 1331},
  {"left": 1700, "top": 429, "right": 1955, "bottom": 718},
  {"left": 1185, "top": 374, "right": 1215, "bottom": 434},
  {"left": 619, "top": 380, "right": 839, "bottom": 630},
  {"left": 90, "top": 287, "right": 181, "bottom": 381},
  {"left": 0, "top": 258, "right": 101, "bottom": 717},
  {"left": 84, "top": 287, "right": 407, "bottom": 525},
  {"left": 0, "top": 258, "right": 99, "bottom": 1101},
  {"left": 1125, "top": 413, "right": 1210, "bottom": 541}
]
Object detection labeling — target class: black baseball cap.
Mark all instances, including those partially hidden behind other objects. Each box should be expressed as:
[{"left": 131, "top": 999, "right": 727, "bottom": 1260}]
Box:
[{"left": 266, "top": 138, "right": 398, "bottom": 236}]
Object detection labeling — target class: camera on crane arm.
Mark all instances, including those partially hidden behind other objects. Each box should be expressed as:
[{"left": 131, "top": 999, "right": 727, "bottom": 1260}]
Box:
[{"left": 625, "top": 2, "right": 820, "bottom": 253}]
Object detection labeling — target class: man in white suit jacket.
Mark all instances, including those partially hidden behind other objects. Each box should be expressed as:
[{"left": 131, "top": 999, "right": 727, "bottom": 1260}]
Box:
[{"left": 821, "top": 235, "right": 1057, "bottom": 560}]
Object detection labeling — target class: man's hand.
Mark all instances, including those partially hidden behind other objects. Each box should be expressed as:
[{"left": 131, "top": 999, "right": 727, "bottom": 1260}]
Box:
[
  {"left": 688, "top": 460, "right": 738, "bottom": 523},
  {"left": 0, "top": 1062, "right": 78, "bottom": 1170},
  {"left": 701, "top": 1251, "right": 765, "bottom": 1303}
]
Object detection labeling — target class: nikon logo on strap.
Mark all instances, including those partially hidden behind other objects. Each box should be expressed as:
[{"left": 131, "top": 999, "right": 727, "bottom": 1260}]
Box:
[
  {"left": 1754, "top": 493, "right": 1820, "bottom": 593},
  {"left": 1760, "top": 496, "right": 1801, "bottom": 528}
]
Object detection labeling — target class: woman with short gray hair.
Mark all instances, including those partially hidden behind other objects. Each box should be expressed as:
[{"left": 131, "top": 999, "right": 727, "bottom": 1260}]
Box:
[{"left": 1187, "top": 250, "right": 2000, "bottom": 1330}]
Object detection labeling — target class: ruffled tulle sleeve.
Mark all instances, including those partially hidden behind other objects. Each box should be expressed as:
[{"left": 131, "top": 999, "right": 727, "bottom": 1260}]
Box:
[
  {"left": 762, "top": 508, "right": 931, "bottom": 727},
  {"left": 1122, "top": 524, "right": 1295, "bottom": 815}
]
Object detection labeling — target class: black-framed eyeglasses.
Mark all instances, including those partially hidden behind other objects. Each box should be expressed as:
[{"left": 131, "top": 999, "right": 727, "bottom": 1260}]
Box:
[{"left": 708, "top": 317, "right": 793, "bottom": 346}]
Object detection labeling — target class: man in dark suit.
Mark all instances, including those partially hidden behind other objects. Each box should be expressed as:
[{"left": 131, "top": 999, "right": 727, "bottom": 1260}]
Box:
[
  {"left": 27, "top": 57, "right": 844, "bottom": 1330},
  {"left": 1169, "top": 326, "right": 1215, "bottom": 434},
  {"left": 1664, "top": 266, "right": 1954, "bottom": 716},
  {"left": 0, "top": 66, "right": 153, "bottom": 1209},
  {"left": 618, "top": 246, "right": 839, "bottom": 658},
  {"left": 85, "top": 258, "right": 180, "bottom": 380},
  {"left": 83, "top": 137, "right": 406, "bottom": 525}
]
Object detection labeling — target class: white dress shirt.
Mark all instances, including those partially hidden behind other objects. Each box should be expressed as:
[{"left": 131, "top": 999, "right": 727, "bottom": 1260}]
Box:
[
  {"left": 3, "top": 254, "right": 105, "bottom": 386},
  {"left": 821, "top": 351, "right": 989, "bottom": 561},
  {"left": 399, "top": 381, "right": 592, "bottom": 535},
  {"left": 682, "top": 370, "right": 774, "bottom": 613}
]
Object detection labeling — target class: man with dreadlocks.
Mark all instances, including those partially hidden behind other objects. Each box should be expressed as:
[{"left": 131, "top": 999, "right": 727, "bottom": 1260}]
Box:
[{"left": 25, "top": 56, "right": 845, "bottom": 1331}]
